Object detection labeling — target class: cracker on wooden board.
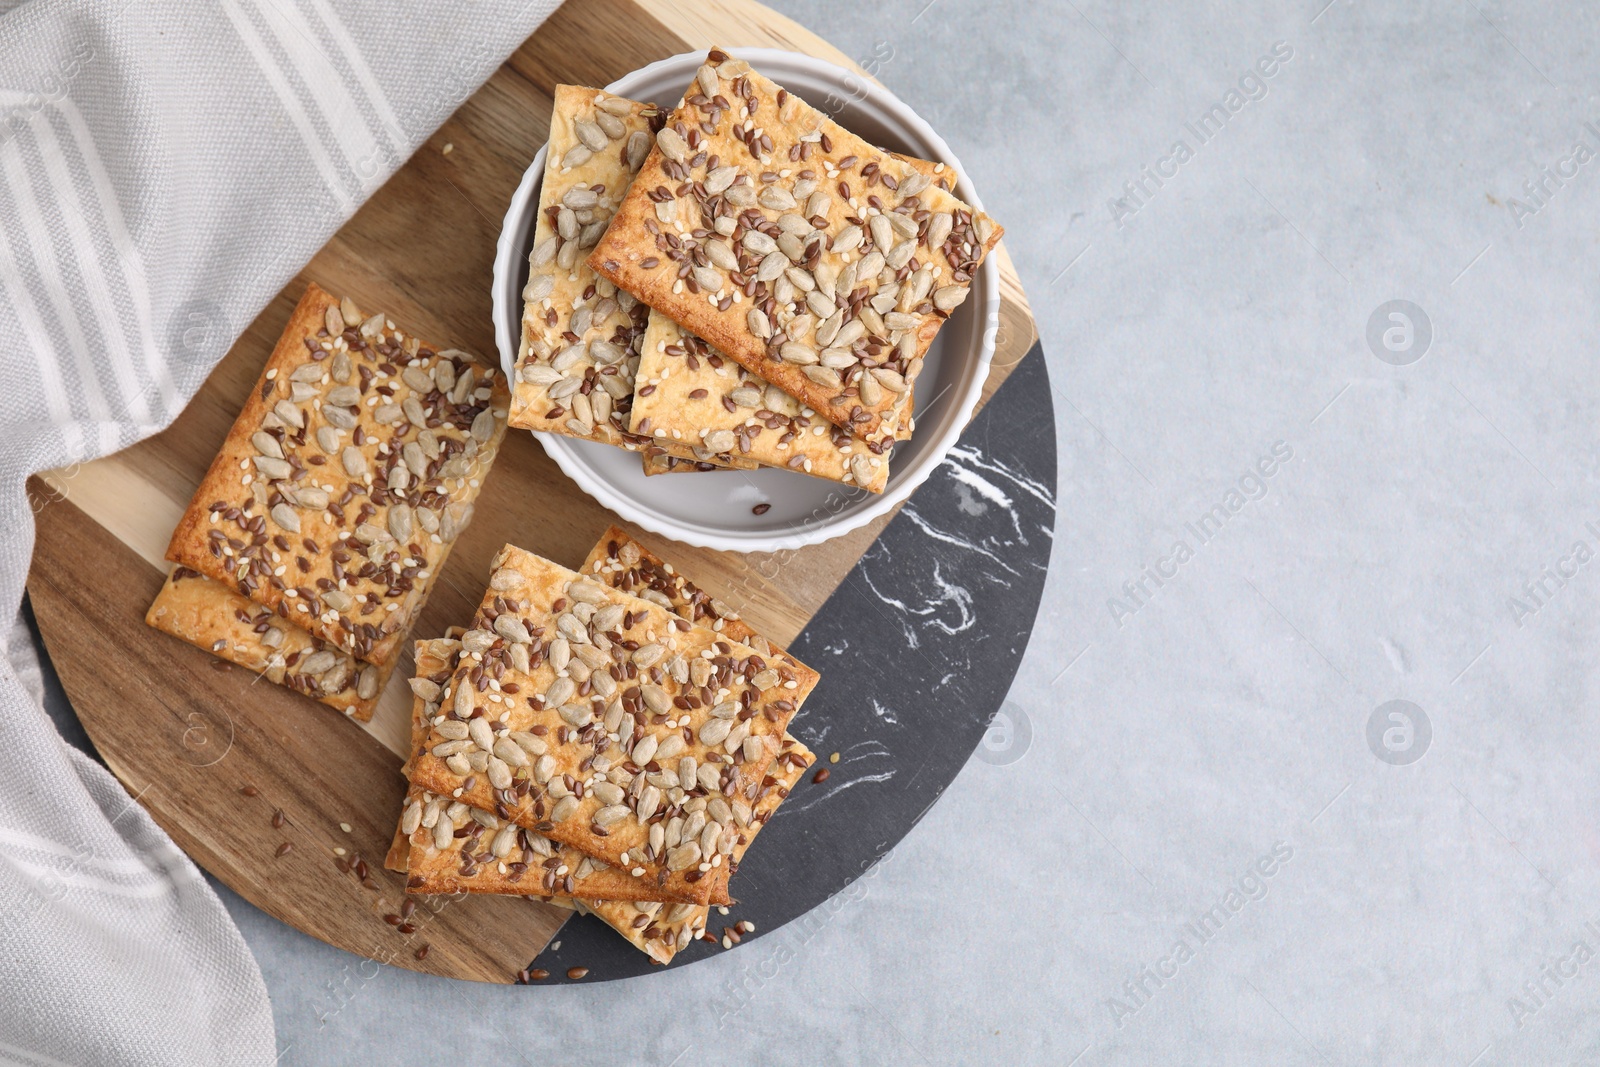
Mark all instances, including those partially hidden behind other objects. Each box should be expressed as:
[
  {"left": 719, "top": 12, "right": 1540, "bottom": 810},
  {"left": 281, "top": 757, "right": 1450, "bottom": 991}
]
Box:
[
  {"left": 580, "top": 734, "right": 814, "bottom": 964},
  {"left": 396, "top": 636, "right": 713, "bottom": 902},
  {"left": 405, "top": 544, "right": 817, "bottom": 906},
  {"left": 588, "top": 48, "right": 1003, "bottom": 440},
  {"left": 145, "top": 565, "right": 383, "bottom": 720},
  {"left": 392, "top": 781, "right": 724, "bottom": 903},
  {"left": 508, "top": 85, "right": 660, "bottom": 448},
  {"left": 630, "top": 312, "right": 892, "bottom": 492},
  {"left": 164, "top": 283, "right": 509, "bottom": 670}
]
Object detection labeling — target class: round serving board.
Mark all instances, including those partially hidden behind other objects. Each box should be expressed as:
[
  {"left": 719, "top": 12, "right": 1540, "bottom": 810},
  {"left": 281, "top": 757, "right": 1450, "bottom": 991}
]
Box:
[{"left": 25, "top": 0, "right": 1050, "bottom": 984}]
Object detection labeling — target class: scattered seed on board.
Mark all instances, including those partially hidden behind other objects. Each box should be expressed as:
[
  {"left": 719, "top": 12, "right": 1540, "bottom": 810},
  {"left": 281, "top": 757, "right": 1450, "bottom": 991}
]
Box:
[
  {"left": 566, "top": 966, "right": 589, "bottom": 980},
  {"left": 275, "top": 842, "right": 293, "bottom": 858},
  {"left": 752, "top": 503, "right": 770, "bottom": 515},
  {"left": 812, "top": 768, "right": 830, "bottom": 784}
]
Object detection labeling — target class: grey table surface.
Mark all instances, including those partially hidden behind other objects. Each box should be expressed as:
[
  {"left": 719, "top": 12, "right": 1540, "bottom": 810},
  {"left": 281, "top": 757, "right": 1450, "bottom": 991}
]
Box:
[{"left": 46, "top": 0, "right": 1600, "bottom": 1062}]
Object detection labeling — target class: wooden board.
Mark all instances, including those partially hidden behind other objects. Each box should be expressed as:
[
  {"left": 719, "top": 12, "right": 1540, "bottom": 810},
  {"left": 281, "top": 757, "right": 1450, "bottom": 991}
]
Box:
[{"left": 25, "top": 0, "right": 1037, "bottom": 984}]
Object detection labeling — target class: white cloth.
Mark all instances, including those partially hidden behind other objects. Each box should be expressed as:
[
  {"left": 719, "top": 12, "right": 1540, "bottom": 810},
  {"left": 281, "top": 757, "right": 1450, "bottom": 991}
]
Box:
[{"left": 0, "top": 1, "right": 557, "bottom": 1062}]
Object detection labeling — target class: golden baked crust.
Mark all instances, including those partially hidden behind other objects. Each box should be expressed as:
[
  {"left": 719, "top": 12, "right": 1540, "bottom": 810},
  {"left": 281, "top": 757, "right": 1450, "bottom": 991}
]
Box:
[
  {"left": 640, "top": 452, "right": 744, "bottom": 475},
  {"left": 165, "top": 283, "right": 509, "bottom": 669},
  {"left": 582, "top": 734, "right": 814, "bottom": 964},
  {"left": 508, "top": 86, "right": 659, "bottom": 447},
  {"left": 580, "top": 524, "right": 753, "bottom": 639},
  {"left": 400, "top": 636, "right": 464, "bottom": 777},
  {"left": 630, "top": 312, "right": 891, "bottom": 492},
  {"left": 145, "top": 566, "right": 381, "bottom": 720},
  {"left": 393, "top": 783, "right": 720, "bottom": 902},
  {"left": 588, "top": 48, "right": 1003, "bottom": 439},
  {"left": 406, "top": 544, "right": 817, "bottom": 906}
]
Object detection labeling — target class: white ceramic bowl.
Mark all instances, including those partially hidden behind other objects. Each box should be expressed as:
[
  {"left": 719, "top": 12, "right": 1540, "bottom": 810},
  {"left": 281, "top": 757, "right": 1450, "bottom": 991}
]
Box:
[{"left": 491, "top": 48, "right": 999, "bottom": 552}]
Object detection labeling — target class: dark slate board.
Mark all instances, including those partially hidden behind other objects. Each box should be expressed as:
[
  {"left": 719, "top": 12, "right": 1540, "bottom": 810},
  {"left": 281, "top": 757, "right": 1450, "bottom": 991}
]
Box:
[{"left": 529, "top": 344, "right": 1057, "bottom": 983}]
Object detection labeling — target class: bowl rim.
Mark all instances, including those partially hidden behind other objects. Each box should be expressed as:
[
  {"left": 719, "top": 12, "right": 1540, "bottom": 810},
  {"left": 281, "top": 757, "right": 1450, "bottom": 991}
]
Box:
[{"left": 491, "top": 46, "right": 1000, "bottom": 553}]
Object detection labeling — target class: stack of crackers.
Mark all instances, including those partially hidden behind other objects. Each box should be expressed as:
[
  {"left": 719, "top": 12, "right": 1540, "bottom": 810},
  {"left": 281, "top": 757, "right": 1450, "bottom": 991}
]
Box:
[
  {"left": 384, "top": 527, "right": 820, "bottom": 964},
  {"left": 147, "top": 284, "right": 511, "bottom": 721},
  {"left": 510, "top": 50, "right": 1003, "bottom": 495}
]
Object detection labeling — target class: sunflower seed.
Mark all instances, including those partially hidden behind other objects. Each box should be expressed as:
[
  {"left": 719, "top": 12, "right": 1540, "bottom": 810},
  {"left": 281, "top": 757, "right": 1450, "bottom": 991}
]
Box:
[
  {"left": 561, "top": 144, "right": 592, "bottom": 168},
  {"left": 696, "top": 64, "right": 719, "bottom": 99},
  {"left": 493, "top": 614, "right": 530, "bottom": 645},
  {"left": 509, "top": 731, "right": 547, "bottom": 757},
  {"left": 590, "top": 782, "right": 626, "bottom": 809},
  {"left": 933, "top": 285, "right": 968, "bottom": 311},
  {"left": 656, "top": 127, "right": 689, "bottom": 162},
  {"left": 490, "top": 738, "right": 527, "bottom": 769},
  {"left": 758, "top": 186, "right": 796, "bottom": 210},
  {"left": 656, "top": 733, "right": 686, "bottom": 762},
  {"left": 704, "top": 166, "right": 737, "bottom": 195},
  {"left": 251, "top": 431, "right": 284, "bottom": 460},
  {"left": 593, "top": 603, "right": 625, "bottom": 632},
  {"left": 558, "top": 703, "right": 593, "bottom": 727},
  {"left": 252, "top": 455, "right": 291, "bottom": 480},
  {"left": 756, "top": 251, "right": 788, "bottom": 283},
  {"left": 341, "top": 447, "right": 367, "bottom": 478},
  {"left": 631, "top": 733, "right": 659, "bottom": 766},
  {"left": 831, "top": 224, "right": 863, "bottom": 253},
  {"left": 544, "top": 676, "right": 575, "bottom": 706},
  {"left": 593, "top": 804, "right": 630, "bottom": 827},
  {"left": 779, "top": 341, "right": 819, "bottom": 365},
  {"left": 698, "top": 717, "right": 732, "bottom": 746},
  {"left": 444, "top": 754, "right": 471, "bottom": 777},
  {"left": 858, "top": 373, "right": 883, "bottom": 407},
  {"left": 595, "top": 111, "right": 625, "bottom": 139},
  {"left": 666, "top": 842, "right": 702, "bottom": 871},
  {"left": 640, "top": 684, "right": 672, "bottom": 715},
  {"left": 702, "top": 429, "right": 736, "bottom": 453},
  {"left": 550, "top": 796, "right": 580, "bottom": 822},
  {"left": 626, "top": 130, "right": 651, "bottom": 170},
  {"left": 692, "top": 264, "right": 722, "bottom": 292},
  {"left": 747, "top": 308, "right": 772, "bottom": 339},
  {"left": 556, "top": 613, "right": 589, "bottom": 644},
  {"left": 926, "top": 212, "right": 953, "bottom": 250},
  {"left": 573, "top": 119, "right": 608, "bottom": 152},
  {"left": 803, "top": 365, "right": 842, "bottom": 388},
  {"left": 636, "top": 784, "right": 662, "bottom": 822},
  {"left": 268, "top": 502, "right": 300, "bottom": 532},
  {"left": 568, "top": 578, "right": 609, "bottom": 605},
  {"left": 699, "top": 821, "right": 723, "bottom": 858},
  {"left": 533, "top": 754, "right": 556, "bottom": 784},
  {"left": 483, "top": 757, "right": 510, "bottom": 790},
  {"left": 465, "top": 717, "right": 493, "bottom": 752}
]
